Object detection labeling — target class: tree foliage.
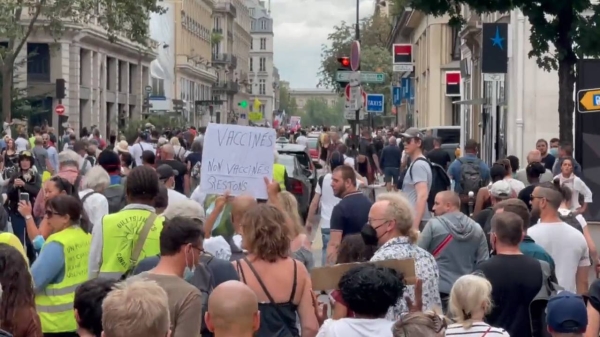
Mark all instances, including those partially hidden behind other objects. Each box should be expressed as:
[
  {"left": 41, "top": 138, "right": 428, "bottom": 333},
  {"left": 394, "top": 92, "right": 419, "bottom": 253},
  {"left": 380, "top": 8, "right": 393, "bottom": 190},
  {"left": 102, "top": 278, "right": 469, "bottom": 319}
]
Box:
[
  {"left": 298, "top": 97, "right": 346, "bottom": 127},
  {"left": 0, "top": 0, "right": 166, "bottom": 121},
  {"left": 405, "top": 0, "right": 600, "bottom": 143},
  {"left": 318, "top": 15, "right": 393, "bottom": 97}
]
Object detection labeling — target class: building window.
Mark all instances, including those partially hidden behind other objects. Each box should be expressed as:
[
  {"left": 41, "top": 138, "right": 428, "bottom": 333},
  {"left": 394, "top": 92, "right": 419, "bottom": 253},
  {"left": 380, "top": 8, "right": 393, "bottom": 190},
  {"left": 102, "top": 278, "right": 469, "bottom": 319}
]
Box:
[
  {"left": 249, "top": 79, "right": 253, "bottom": 94},
  {"left": 259, "top": 79, "right": 266, "bottom": 95},
  {"left": 250, "top": 39, "right": 253, "bottom": 50},
  {"left": 260, "top": 20, "right": 267, "bottom": 30},
  {"left": 259, "top": 57, "right": 266, "bottom": 72},
  {"left": 260, "top": 38, "right": 266, "bottom": 50},
  {"left": 260, "top": 104, "right": 265, "bottom": 113},
  {"left": 249, "top": 58, "right": 253, "bottom": 71},
  {"left": 214, "top": 17, "right": 220, "bottom": 30},
  {"left": 451, "top": 25, "right": 461, "bottom": 61},
  {"left": 249, "top": 8, "right": 254, "bottom": 16},
  {"left": 151, "top": 77, "right": 165, "bottom": 96}
]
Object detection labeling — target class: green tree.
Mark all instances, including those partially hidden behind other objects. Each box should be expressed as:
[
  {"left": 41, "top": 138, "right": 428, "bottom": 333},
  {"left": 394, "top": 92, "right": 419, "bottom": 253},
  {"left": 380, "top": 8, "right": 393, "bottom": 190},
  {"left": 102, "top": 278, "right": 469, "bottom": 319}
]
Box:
[
  {"left": 318, "top": 16, "right": 392, "bottom": 92},
  {"left": 403, "top": 0, "right": 600, "bottom": 144},
  {"left": 279, "top": 85, "right": 291, "bottom": 111},
  {"left": 0, "top": 0, "right": 165, "bottom": 121},
  {"left": 299, "top": 97, "right": 345, "bottom": 127}
]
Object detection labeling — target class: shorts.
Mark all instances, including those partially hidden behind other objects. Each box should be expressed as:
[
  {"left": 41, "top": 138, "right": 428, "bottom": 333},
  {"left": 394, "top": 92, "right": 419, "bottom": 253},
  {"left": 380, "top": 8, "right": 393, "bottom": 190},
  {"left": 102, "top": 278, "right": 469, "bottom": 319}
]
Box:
[{"left": 383, "top": 167, "right": 400, "bottom": 184}]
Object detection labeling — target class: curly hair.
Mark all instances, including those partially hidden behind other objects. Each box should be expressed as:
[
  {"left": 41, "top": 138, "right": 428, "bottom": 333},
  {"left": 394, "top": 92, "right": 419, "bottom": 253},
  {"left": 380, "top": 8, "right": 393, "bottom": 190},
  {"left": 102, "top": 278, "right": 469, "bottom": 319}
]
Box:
[
  {"left": 242, "top": 204, "right": 290, "bottom": 262},
  {"left": 336, "top": 233, "right": 377, "bottom": 264},
  {"left": 0, "top": 243, "right": 35, "bottom": 333},
  {"left": 126, "top": 165, "right": 160, "bottom": 203},
  {"left": 339, "top": 265, "right": 405, "bottom": 317}
]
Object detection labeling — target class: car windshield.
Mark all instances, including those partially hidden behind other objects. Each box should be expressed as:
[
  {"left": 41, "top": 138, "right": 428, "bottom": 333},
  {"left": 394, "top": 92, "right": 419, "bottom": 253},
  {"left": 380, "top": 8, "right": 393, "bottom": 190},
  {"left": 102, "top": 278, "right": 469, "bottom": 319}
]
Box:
[
  {"left": 278, "top": 155, "right": 296, "bottom": 173},
  {"left": 279, "top": 151, "right": 310, "bottom": 168},
  {"left": 307, "top": 138, "right": 318, "bottom": 149}
]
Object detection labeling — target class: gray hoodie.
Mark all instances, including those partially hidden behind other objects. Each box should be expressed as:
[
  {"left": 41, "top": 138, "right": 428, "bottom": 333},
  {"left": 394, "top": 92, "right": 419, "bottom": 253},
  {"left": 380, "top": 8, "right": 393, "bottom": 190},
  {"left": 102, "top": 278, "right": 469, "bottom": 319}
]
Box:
[{"left": 418, "top": 212, "right": 489, "bottom": 294}]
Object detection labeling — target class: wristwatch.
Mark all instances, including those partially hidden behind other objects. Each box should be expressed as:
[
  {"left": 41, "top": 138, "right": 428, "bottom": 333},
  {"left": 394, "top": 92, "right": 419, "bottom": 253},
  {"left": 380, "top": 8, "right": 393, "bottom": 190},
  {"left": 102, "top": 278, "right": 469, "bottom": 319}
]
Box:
[{"left": 24, "top": 215, "right": 32, "bottom": 220}]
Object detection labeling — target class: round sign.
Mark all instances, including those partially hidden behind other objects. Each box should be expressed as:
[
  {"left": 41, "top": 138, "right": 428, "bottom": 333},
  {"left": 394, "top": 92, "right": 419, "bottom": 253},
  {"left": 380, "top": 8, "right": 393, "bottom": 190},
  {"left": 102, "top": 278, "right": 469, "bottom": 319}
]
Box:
[
  {"left": 361, "top": 90, "right": 367, "bottom": 107},
  {"left": 350, "top": 40, "right": 361, "bottom": 71},
  {"left": 55, "top": 104, "right": 65, "bottom": 116},
  {"left": 345, "top": 84, "right": 351, "bottom": 99}
]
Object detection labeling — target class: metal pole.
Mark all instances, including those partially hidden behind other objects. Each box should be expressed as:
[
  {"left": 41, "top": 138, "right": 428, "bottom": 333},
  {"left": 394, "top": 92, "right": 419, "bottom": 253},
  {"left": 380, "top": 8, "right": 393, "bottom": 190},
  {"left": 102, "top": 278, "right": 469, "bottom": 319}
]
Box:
[
  {"left": 353, "top": 0, "right": 361, "bottom": 158},
  {"left": 491, "top": 80, "right": 497, "bottom": 162}
]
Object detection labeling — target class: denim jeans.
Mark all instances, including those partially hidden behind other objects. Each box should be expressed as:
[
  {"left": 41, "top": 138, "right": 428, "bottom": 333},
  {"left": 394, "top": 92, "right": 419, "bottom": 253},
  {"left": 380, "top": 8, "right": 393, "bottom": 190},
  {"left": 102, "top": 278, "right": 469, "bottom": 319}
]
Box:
[
  {"left": 321, "top": 228, "right": 330, "bottom": 266},
  {"left": 10, "top": 212, "right": 36, "bottom": 264}
]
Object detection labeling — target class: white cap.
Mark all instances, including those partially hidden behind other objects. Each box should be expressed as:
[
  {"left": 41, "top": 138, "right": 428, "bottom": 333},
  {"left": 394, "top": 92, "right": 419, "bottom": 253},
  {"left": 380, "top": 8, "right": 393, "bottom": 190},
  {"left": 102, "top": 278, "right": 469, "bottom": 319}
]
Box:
[{"left": 490, "top": 180, "right": 512, "bottom": 199}]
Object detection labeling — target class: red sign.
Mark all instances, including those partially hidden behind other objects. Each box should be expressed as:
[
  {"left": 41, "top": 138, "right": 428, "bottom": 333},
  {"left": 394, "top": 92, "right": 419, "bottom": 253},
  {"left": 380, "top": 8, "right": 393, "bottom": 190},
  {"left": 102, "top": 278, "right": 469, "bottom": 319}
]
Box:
[
  {"left": 344, "top": 85, "right": 367, "bottom": 108},
  {"left": 350, "top": 41, "right": 361, "bottom": 71},
  {"left": 393, "top": 44, "right": 412, "bottom": 64},
  {"left": 55, "top": 104, "right": 65, "bottom": 115},
  {"left": 445, "top": 71, "right": 461, "bottom": 97}
]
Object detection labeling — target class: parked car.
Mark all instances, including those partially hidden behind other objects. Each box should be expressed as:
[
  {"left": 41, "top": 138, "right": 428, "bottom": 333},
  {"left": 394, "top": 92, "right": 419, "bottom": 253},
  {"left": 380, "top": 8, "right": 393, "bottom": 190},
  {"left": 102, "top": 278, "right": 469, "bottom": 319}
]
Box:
[
  {"left": 420, "top": 126, "right": 461, "bottom": 162},
  {"left": 278, "top": 154, "right": 311, "bottom": 219},
  {"left": 276, "top": 143, "right": 318, "bottom": 193}
]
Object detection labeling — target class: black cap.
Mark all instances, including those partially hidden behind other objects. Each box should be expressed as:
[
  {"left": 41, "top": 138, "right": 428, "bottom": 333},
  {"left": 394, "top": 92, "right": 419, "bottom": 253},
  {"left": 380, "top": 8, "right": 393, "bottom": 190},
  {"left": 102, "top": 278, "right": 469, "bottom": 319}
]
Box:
[{"left": 156, "top": 164, "right": 178, "bottom": 180}]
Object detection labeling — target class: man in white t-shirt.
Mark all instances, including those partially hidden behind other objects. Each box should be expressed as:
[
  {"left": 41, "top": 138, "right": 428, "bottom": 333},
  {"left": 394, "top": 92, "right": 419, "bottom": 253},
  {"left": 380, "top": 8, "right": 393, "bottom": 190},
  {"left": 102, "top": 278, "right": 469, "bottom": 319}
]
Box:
[
  {"left": 130, "top": 135, "right": 156, "bottom": 166},
  {"left": 15, "top": 134, "right": 29, "bottom": 153},
  {"left": 529, "top": 182, "right": 590, "bottom": 294}
]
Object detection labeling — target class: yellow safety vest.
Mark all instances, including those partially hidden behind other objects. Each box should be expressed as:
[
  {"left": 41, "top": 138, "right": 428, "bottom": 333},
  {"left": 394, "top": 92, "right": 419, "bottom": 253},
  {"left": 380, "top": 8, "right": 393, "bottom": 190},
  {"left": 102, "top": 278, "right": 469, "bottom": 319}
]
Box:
[
  {"left": 0, "top": 232, "right": 28, "bottom": 262},
  {"left": 35, "top": 226, "right": 91, "bottom": 333},
  {"left": 273, "top": 163, "right": 286, "bottom": 191},
  {"left": 99, "top": 209, "right": 164, "bottom": 279}
]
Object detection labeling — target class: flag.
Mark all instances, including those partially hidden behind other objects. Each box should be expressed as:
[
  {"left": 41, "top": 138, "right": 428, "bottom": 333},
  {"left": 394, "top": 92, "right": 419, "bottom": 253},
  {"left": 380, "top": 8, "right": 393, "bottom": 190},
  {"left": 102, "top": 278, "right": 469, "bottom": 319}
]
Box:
[{"left": 253, "top": 98, "right": 262, "bottom": 113}]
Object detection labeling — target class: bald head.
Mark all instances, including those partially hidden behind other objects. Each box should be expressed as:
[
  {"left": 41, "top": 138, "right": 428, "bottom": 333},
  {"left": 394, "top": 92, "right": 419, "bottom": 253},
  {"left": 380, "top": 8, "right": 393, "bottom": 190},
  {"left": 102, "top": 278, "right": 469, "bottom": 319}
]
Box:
[
  {"left": 527, "top": 150, "right": 541, "bottom": 164},
  {"left": 206, "top": 281, "right": 259, "bottom": 334},
  {"left": 389, "top": 136, "right": 396, "bottom": 145},
  {"left": 433, "top": 191, "right": 460, "bottom": 216}
]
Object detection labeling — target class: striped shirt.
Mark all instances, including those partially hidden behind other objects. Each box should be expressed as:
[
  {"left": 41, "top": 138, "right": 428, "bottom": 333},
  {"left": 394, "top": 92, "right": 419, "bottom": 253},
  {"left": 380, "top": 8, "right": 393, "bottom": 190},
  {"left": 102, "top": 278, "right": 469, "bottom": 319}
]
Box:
[{"left": 445, "top": 322, "right": 510, "bottom": 337}]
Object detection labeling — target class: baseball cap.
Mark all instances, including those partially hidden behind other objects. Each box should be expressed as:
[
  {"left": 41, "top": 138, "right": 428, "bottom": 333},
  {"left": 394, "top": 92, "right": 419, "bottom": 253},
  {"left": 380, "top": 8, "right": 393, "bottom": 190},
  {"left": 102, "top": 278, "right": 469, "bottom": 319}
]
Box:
[
  {"left": 547, "top": 291, "right": 587, "bottom": 333},
  {"left": 490, "top": 180, "right": 512, "bottom": 199},
  {"left": 400, "top": 127, "right": 424, "bottom": 139},
  {"left": 156, "top": 164, "right": 178, "bottom": 180}
]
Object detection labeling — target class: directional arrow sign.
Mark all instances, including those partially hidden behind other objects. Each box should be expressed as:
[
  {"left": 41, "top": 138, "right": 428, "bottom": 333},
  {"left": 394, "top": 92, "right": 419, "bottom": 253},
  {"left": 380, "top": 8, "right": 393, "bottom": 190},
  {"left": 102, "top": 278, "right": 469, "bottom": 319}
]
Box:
[
  {"left": 336, "top": 71, "right": 386, "bottom": 83},
  {"left": 578, "top": 88, "right": 600, "bottom": 113}
]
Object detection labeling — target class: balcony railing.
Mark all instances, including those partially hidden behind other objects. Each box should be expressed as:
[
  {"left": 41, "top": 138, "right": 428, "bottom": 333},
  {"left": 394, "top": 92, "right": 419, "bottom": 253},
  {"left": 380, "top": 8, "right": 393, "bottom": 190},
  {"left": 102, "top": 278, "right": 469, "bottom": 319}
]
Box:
[
  {"left": 214, "top": 2, "right": 237, "bottom": 17},
  {"left": 213, "top": 28, "right": 223, "bottom": 34},
  {"left": 212, "top": 53, "right": 238, "bottom": 68},
  {"left": 213, "top": 81, "right": 239, "bottom": 94}
]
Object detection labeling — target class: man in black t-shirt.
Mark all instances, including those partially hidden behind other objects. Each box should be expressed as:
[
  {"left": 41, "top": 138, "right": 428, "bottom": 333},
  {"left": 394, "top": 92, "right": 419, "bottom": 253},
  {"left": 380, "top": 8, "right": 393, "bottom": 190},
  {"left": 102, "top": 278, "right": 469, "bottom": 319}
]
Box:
[
  {"left": 477, "top": 212, "right": 544, "bottom": 337},
  {"left": 357, "top": 130, "right": 380, "bottom": 184},
  {"left": 157, "top": 144, "right": 189, "bottom": 194},
  {"left": 426, "top": 137, "right": 451, "bottom": 169}
]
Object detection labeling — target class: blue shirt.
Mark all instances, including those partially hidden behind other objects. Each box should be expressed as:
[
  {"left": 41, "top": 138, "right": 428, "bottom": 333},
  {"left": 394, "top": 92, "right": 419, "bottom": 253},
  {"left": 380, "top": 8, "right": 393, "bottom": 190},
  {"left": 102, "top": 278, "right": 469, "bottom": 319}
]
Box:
[
  {"left": 46, "top": 146, "right": 59, "bottom": 172},
  {"left": 31, "top": 241, "right": 65, "bottom": 293},
  {"left": 448, "top": 154, "right": 490, "bottom": 193},
  {"left": 109, "top": 174, "right": 122, "bottom": 185}
]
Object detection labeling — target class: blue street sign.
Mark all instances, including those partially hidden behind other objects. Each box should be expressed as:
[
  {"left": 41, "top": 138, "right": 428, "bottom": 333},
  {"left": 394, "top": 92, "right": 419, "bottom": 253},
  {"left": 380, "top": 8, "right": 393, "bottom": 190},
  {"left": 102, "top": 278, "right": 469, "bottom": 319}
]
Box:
[
  {"left": 401, "top": 78, "right": 411, "bottom": 99},
  {"left": 366, "top": 94, "right": 384, "bottom": 114},
  {"left": 392, "top": 87, "right": 401, "bottom": 105}
]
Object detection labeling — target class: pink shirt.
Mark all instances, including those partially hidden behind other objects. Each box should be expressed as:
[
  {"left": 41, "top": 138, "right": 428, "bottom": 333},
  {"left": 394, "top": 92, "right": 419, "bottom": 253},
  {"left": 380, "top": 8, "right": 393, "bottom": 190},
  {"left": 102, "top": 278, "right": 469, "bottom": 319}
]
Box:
[{"left": 33, "top": 167, "right": 80, "bottom": 218}]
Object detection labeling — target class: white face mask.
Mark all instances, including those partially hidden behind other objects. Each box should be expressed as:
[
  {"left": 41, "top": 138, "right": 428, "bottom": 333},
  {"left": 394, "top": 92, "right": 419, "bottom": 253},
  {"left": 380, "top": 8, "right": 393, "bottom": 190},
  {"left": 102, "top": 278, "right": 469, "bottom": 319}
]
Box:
[{"left": 183, "top": 246, "right": 196, "bottom": 281}]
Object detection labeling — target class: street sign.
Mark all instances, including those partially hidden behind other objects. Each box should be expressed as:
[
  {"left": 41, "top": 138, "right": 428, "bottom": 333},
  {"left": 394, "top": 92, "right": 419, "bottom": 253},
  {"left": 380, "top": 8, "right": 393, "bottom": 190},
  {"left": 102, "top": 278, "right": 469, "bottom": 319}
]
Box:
[
  {"left": 366, "top": 94, "right": 384, "bottom": 114},
  {"left": 350, "top": 40, "right": 360, "bottom": 71},
  {"left": 392, "top": 87, "right": 401, "bottom": 105},
  {"left": 578, "top": 88, "right": 600, "bottom": 113},
  {"left": 336, "top": 71, "right": 385, "bottom": 83},
  {"left": 344, "top": 101, "right": 366, "bottom": 120},
  {"left": 145, "top": 85, "right": 152, "bottom": 93},
  {"left": 55, "top": 104, "right": 65, "bottom": 115}
]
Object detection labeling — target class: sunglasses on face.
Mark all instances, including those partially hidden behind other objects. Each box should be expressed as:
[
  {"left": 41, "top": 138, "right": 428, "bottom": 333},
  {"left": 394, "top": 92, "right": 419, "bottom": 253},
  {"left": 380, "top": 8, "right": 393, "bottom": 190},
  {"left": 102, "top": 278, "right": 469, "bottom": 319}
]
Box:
[{"left": 45, "top": 210, "right": 60, "bottom": 218}]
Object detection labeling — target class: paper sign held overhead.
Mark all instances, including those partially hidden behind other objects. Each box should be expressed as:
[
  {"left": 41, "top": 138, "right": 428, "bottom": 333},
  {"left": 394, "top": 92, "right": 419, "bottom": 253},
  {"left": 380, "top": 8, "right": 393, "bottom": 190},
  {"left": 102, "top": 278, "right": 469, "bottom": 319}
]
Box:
[{"left": 200, "top": 123, "right": 276, "bottom": 199}]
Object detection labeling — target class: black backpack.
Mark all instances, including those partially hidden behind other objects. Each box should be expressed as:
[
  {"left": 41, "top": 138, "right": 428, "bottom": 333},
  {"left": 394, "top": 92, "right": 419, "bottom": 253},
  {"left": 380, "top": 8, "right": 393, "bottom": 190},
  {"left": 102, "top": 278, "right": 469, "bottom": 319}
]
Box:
[
  {"left": 188, "top": 254, "right": 216, "bottom": 337},
  {"left": 559, "top": 212, "right": 583, "bottom": 233},
  {"left": 408, "top": 157, "right": 451, "bottom": 211}
]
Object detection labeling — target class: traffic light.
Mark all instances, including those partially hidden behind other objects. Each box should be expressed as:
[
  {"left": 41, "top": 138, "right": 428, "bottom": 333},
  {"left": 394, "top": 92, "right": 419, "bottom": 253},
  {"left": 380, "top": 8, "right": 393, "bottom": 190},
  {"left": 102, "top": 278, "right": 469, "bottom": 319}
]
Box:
[
  {"left": 56, "top": 79, "right": 66, "bottom": 99},
  {"left": 336, "top": 57, "right": 351, "bottom": 88},
  {"left": 238, "top": 100, "right": 248, "bottom": 108}
]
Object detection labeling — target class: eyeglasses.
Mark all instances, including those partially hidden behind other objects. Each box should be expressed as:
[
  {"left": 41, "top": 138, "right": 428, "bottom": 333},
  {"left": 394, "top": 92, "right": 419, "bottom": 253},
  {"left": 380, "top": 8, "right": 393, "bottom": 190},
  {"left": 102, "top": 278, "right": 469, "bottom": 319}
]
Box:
[
  {"left": 366, "top": 218, "right": 391, "bottom": 226},
  {"left": 45, "top": 210, "right": 60, "bottom": 218},
  {"left": 530, "top": 194, "right": 545, "bottom": 200}
]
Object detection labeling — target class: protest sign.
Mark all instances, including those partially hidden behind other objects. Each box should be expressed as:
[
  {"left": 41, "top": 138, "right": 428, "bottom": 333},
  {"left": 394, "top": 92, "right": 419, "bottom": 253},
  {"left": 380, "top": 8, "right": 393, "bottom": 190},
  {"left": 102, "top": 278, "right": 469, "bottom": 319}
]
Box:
[
  {"left": 200, "top": 123, "right": 276, "bottom": 199},
  {"left": 310, "top": 259, "right": 416, "bottom": 291}
]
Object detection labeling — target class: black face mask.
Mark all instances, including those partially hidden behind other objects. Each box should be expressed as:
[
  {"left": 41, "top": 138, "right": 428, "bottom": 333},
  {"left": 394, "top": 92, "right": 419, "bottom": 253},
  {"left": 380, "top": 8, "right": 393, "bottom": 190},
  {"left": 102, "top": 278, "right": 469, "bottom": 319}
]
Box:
[{"left": 361, "top": 223, "right": 383, "bottom": 246}]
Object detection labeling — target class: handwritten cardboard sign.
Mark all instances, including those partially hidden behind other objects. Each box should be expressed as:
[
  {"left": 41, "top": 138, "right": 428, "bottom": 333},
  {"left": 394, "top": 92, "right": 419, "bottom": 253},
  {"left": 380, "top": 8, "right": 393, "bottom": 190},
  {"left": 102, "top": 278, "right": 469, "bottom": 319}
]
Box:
[
  {"left": 200, "top": 123, "right": 276, "bottom": 199},
  {"left": 310, "top": 259, "right": 416, "bottom": 291}
]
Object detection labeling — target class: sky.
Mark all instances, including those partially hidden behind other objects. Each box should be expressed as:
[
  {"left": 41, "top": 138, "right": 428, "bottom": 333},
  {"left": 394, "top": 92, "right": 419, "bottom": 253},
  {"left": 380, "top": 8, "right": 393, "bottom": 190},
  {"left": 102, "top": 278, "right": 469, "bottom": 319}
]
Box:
[{"left": 270, "top": 0, "right": 376, "bottom": 89}]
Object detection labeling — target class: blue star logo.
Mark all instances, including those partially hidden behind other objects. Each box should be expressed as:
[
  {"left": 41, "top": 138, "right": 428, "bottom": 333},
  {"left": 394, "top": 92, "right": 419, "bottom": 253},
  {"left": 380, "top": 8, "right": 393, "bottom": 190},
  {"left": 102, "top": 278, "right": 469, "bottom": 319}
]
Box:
[{"left": 491, "top": 26, "right": 505, "bottom": 50}]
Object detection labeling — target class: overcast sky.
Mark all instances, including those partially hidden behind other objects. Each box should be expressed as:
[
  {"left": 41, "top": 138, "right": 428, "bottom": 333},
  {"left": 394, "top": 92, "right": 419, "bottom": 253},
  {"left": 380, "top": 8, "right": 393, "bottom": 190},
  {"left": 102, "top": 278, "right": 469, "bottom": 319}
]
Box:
[{"left": 271, "top": 0, "right": 375, "bottom": 89}]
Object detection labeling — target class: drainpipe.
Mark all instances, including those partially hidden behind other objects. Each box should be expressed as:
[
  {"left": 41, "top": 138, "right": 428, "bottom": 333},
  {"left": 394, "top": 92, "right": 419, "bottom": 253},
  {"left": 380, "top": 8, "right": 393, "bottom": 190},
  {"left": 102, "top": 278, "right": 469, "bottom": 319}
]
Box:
[{"left": 516, "top": 9, "right": 525, "bottom": 161}]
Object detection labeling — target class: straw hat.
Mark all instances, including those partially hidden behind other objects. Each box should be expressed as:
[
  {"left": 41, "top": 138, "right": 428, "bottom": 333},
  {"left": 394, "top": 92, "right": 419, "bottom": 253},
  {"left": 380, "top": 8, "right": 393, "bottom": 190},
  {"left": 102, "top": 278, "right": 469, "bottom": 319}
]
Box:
[{"left": 116, "top": 140, "right": 129, "bottom": 153}]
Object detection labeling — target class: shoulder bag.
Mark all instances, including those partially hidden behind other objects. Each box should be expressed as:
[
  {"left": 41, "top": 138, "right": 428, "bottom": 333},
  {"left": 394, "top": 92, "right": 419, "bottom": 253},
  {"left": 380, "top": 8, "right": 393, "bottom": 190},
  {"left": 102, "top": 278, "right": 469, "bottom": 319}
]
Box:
[{"left": 122, "top": 212, "right": 157, "bottom": 280}]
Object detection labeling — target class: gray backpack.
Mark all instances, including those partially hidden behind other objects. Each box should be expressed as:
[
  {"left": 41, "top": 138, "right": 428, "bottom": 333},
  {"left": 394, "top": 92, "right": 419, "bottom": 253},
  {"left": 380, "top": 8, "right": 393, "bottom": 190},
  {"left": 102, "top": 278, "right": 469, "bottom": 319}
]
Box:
[
  {"left": 188, "top": 254, "right": 216, "bottom": 337},
  {"left": 457, "top": 158, "right": 483, "bottom": 195},
  {"left": 559, "top": 212, "right": 583, "bottom": 233},
  {"left": 102, "top": 184, "right": 127, "bottom": 214}
]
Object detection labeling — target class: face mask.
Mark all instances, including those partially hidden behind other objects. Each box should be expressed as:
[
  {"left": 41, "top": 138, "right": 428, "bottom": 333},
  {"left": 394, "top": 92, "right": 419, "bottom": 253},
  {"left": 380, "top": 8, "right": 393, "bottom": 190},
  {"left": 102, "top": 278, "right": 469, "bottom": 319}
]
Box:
[
  {"left": 32, "top": 235, "right": 45, "bottom": 251},
  {"left": 549, "top": 148, "right": 559, "bottom": 157},
  {"left": 361, "top": 223, "right": 384, "bottom": 246},
  {"left": 183, "top": 246, "right": 196, "bottom": 282}
]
